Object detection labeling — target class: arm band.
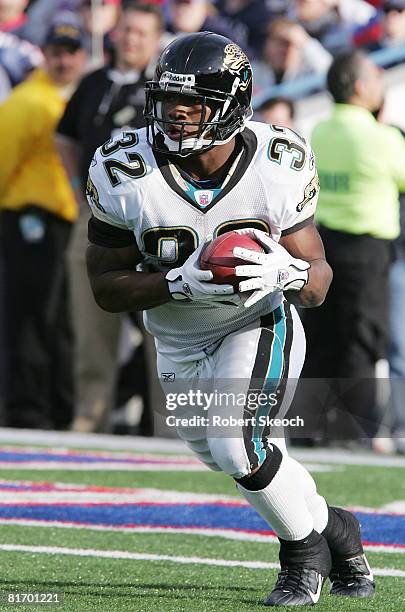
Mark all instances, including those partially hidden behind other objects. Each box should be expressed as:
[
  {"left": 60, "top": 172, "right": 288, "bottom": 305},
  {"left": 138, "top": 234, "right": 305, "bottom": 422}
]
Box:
[
  {"left": 281, "top": 215, "right": 314, "bottom": 237},
  {"left": 88, "top": 216, "right": 136, "bottom": 248}
]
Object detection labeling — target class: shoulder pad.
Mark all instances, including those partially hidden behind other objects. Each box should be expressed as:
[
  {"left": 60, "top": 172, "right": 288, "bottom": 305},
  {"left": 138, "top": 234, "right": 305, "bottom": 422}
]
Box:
[
  {"left": 91, "top": 128, "right": 153, "bottom": 195},
  {"left": 247, "top": 120, "right": 314, "bottom": 176},
  {"left": 266, "top": 125, "right": 310, "bottom": 173}
]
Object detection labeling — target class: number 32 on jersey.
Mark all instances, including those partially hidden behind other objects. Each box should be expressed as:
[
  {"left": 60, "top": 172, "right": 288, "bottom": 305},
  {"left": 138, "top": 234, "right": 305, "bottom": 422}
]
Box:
[{"left": 142, "top": 219, "right": 270, "bottom": 266}]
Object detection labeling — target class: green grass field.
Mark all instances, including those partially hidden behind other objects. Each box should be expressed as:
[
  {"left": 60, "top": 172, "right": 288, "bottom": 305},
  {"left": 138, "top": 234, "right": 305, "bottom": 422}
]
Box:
[{"left": 0, "top": 437, "right": 403, "bottom": 611}]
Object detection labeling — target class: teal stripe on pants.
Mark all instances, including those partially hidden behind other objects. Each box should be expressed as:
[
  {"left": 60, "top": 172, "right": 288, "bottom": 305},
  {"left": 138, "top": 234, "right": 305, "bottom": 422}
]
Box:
[{"left": 252, "top": 304, "right": 287, "bottom": 466}]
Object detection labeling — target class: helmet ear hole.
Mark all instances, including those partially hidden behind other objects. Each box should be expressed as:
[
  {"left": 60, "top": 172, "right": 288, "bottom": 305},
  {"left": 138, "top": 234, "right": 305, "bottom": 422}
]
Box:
[{"left": 143, "top": 32, "right": 253, "bottom": 156}]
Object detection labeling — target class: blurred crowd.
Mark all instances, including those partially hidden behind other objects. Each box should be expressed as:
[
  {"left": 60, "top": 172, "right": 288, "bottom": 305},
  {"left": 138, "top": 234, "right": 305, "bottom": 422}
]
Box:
[
  {"left": 1, "top": 0, "right": 405, "bottom": 99},
  {"left": 0, "top": 0, "right": 404, "bottom": 451}
]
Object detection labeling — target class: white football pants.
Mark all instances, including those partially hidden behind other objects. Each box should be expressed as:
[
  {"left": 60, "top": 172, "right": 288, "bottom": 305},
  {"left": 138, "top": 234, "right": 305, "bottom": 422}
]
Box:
[{"left": 157, "top": 301, "right": 305, "bottom": 477}]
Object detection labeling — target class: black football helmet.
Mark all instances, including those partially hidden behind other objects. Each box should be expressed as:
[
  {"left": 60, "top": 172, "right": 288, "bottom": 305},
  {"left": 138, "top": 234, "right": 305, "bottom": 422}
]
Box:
[{"left": 144, "top": 32, "right": 253, "bottom": 157}]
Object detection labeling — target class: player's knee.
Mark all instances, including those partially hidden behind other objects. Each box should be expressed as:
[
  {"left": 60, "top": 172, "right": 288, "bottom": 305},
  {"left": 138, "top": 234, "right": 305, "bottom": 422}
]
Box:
[
  {"left": 207, "top": 438, "right": 251, "bottom": 479},
  {"left": 186, "top": 439, "right": 221, "bottom": 471},
  {"left": 199, "top": 454, "right": 222, "bottom": 472},
  {"left": 234, "top": 443, "right": 284, "bottom": 490},
  {"left": 187, "top": 439, "right": 210, "bottom": 454}
]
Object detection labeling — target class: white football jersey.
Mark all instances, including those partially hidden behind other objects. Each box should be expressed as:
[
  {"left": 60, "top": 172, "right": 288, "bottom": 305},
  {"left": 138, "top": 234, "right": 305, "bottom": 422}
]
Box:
[{"left": 87, "top": 120, "right": 319, "bottom": 361}]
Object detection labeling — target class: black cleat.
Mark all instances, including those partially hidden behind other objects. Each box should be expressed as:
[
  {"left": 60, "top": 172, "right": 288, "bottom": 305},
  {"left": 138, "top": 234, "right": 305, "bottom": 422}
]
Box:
[
  {"left": 264, "top": 567, "right": 325, "bottom": 606},
  {"left": 322, "top": 506, "right": 375, "bottom": 598},
  {"left": 329, "top": 554, "right": 375, "bottom": 598},
  {"left": 264, "top": 530, "right": 331, "bottom": 606}
]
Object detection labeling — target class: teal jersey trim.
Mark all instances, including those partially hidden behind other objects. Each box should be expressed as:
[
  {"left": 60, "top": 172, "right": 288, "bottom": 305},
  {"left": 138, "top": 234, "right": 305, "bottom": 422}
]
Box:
[
  {"left": 252, "top": 304, "right": 287, "bottom": 466},
  {"left": 181, "top": 177, "right": 223, "bottom": 210}
]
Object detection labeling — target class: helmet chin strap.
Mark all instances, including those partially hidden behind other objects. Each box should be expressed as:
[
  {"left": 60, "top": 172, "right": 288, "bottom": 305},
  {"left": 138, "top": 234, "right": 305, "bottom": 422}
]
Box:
[
  {"left": 158, "top": 108, "right": 222, "bottom": 153},
  {"left": 155, "top": 110, "right": 252, "bottom": 155},
  {"left": 157, "top": 120, "right": 248, "bottom": 154}
]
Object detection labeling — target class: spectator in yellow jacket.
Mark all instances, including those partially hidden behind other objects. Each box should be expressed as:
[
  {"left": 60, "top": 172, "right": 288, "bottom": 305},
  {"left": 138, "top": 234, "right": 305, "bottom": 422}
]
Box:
[{"left": 0, "top": 21, "right": 86, "bottom": 429}]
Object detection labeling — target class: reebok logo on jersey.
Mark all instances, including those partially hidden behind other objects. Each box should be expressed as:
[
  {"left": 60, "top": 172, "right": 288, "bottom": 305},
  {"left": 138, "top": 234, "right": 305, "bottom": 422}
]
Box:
[{"left": 162, "top": 373, "right": 175, "bottom": 382}]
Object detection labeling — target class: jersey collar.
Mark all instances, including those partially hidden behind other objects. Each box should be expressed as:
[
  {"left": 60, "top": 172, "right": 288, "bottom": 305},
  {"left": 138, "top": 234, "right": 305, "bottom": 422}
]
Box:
[{"left": 152, "top": 128, "right": 258, "bottom": 214}]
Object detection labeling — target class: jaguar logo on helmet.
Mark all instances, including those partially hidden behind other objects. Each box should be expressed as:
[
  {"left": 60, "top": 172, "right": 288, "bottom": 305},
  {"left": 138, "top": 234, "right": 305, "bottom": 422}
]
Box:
[{"left": 223, "top": 43, "right": 250, "bottom": 74}]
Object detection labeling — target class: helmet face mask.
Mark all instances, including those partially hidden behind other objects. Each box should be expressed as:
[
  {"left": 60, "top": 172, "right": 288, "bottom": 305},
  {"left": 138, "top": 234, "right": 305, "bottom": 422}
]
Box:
[
  {"left": 144, "top": 33, "right": 253, "bottom": 157},
  {"left": 145, "top": 84, "right": 244, "bottom": 156}
]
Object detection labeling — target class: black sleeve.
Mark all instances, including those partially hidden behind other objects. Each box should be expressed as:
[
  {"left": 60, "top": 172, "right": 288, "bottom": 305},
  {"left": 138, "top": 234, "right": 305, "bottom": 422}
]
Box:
[
  {"left": 88, "top": 216, "right": 137, "bottom": 249},
  {"left": 280, "top": 215, "right": 314, "bottom": 237}
]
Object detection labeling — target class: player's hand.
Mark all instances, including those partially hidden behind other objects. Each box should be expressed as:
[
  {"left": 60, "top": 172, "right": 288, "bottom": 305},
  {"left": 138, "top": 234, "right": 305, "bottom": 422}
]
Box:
[
  {"left": 233, "top": 229, "right": 310, "bottom": 308},
  {"left": 165, "top": 237, "right": 236, "bottom": 303}
]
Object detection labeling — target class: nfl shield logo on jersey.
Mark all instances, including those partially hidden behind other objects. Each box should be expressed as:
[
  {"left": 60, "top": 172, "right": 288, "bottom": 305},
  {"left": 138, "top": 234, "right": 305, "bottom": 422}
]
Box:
[{"left": 195, "top": 190, "right": 213, "bottom": 209}]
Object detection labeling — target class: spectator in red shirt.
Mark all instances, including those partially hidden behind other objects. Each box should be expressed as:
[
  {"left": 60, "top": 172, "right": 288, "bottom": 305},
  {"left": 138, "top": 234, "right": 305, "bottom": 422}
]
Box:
[{"left": 0, "top": 0, "right": 28, "bottom": 34}]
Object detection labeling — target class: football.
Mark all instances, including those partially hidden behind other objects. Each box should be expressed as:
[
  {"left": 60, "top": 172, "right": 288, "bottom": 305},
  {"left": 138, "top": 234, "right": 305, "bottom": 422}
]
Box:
[{"left": 200, "top": 230, "right": 264, "bottom": 286}]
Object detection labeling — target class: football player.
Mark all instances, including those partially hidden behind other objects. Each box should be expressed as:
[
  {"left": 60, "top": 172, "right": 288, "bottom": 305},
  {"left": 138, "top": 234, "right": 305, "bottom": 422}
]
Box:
[{"left": 85, "top": 32, "right": 375, "bottom": 606}]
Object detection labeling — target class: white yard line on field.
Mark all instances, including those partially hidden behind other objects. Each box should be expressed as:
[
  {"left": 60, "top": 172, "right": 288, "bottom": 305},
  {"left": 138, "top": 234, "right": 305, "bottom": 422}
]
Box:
[
  {"left": 0, "top": 429, "right": 404, "bottom": 467},
  {"left": 0, "top": 519, "right": 403, "bottom": 555},
  {"left": 0, "top": 429, "right": 187, "bottom": 454},
  {"left": 0, "top": 461, "right": 208, "bottom": 471},
  {"left": 290, "top": 448, "right": 405, "bottom": 468},
  {"left": 0, "top": 461, "right": 337, "bottom": 473},
  {"left": 0, "top": 544, "right": 404, "bottom": 577}
]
